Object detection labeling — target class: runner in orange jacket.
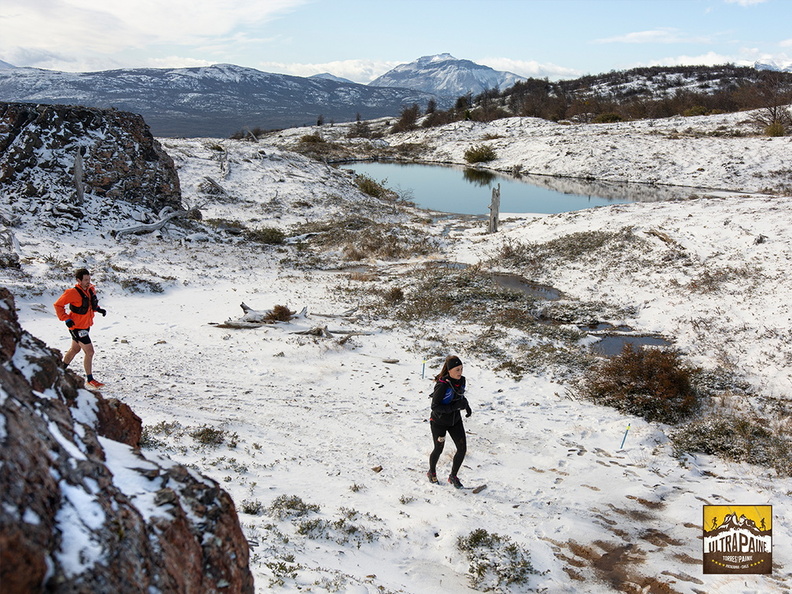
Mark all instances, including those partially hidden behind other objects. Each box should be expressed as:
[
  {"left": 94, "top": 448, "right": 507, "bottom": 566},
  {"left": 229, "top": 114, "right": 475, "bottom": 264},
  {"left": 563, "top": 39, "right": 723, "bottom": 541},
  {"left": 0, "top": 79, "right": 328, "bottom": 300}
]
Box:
[{"left": 53, "top": 268, "right": 107, "bottom": 389}]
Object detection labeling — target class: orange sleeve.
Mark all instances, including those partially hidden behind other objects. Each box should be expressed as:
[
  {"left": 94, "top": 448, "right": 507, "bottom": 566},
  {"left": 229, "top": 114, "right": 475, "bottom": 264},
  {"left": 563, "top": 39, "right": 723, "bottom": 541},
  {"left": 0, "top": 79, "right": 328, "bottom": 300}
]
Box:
[{"left": 53, "top": 288, "right": 75, "bottom": 321}]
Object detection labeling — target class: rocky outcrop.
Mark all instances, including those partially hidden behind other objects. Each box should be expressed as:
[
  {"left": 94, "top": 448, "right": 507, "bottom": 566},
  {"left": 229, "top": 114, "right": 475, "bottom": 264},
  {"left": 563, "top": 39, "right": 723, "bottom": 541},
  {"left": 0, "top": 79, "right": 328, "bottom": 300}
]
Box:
[
  {"left": 0, "top": 287, "right": 253, "bottom": 593},
  {"left": 0, "top": 102, "right": 182, "bottom": 230}
]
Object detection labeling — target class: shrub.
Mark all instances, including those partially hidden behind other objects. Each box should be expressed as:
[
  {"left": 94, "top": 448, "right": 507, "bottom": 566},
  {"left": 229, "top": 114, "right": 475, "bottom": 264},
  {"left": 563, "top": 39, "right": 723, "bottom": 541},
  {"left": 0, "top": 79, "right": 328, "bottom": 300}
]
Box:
[
  {"left": 683, "top": 105, "right": 709, "bottom": 117},
  {"left": 672, "top": 415, "right": 792, "bottom": 475},
  {"left": 592, "top": 112, "right": 623, "bottom": 123},
  {"left": 464, "top": 144, "right": 497, "bottom": 164},
  {"left": 240, "top": 499, "right": 265, "bottom": 515},
  {"left": 140, "top": 420, "right": 183, "bottom": 449},
  {"left": 355, "top": 174, "right": 390, "bottom": 199},
  {"left": 120, "top": 277, "right": 164, "bottom": 293},
  {"left": 297, "top": 507, "right": 385, "bottom": 545},
  {"left": 577, "top": 345, "right": 700, "bottom": 424},
  {"left": 391, "top": 103, "right": 421, "bottom": 133},
  {"left": 265, "top": 304, "right": 295, "bottom": 322},
  {"left": 244, "top": 226, "right": 285, "bottom": 244},
  {"left": 190, "top": 425, "right": 238, "bottom": 447},
  {"left": 383, "top": 286, "right": 405, "bottom": 303},
  {"left": 457, "top": 528, "right": 537, "bottom": 591},
  {"left": 267, "top": 495, "right": 321, "bottom": 520},
  {"left": 299, "top": 133, "right": 324, "bottom": 144},
  {"left": 765, "top": 122, "right": 786, "bottom": 137}
]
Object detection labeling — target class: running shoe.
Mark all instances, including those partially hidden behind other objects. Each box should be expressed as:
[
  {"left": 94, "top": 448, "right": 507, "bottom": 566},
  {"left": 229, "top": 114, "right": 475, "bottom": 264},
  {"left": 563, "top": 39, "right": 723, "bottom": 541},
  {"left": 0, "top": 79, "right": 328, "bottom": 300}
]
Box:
[
  {"left": 427, "top": 471, "right": 438, "bottom": 484},
  {"left": 448, "top": 475, "right": 464, "bottom": 489},
  {"left": 87, "top": 379, "right": 105, "bottom": 388}
]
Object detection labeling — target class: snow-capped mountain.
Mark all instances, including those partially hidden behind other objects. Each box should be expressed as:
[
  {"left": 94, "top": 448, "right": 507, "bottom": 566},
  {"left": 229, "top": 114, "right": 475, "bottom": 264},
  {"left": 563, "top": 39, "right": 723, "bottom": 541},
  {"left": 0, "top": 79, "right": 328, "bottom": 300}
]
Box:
[
  {"left": 754, "top": 59, "right": 792, "bottom": 73},
  {"left": 369, "top": 53, "right": 526, "bottom": 97},
  {"left": 309, "top": 72, "right": 356, "bottom": 84},
  {"left": 0, "top": 63, "right": 445, "bottom": 137},
  {"left": 0, "top": 60, "right": 15, "bottom": 70}
]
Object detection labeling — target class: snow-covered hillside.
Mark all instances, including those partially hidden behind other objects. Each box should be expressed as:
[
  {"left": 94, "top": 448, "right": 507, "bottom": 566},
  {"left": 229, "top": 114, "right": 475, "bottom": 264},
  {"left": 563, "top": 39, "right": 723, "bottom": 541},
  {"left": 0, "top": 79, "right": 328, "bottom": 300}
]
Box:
[{"left": 6, "top": 111, "right": 792, "bottom": 592}]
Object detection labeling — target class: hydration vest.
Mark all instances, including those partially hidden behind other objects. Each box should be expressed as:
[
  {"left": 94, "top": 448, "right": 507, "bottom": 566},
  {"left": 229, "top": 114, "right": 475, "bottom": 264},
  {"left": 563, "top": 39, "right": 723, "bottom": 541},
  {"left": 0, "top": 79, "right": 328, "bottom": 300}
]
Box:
[{"left": 69, "top": 287, "right": 98, "bottom": 315}]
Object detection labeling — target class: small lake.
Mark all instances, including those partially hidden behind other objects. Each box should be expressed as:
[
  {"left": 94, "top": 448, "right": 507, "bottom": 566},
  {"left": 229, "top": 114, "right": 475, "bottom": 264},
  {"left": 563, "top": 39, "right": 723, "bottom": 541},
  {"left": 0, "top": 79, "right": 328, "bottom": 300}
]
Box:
[{"left": 343, "top": 161, "right": 703, "bottom": 215}]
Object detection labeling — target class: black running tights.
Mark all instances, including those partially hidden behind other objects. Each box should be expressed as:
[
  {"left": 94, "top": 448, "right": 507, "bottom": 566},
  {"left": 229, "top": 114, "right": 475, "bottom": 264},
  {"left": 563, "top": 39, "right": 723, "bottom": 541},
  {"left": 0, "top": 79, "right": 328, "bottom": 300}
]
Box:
[{"left": 429, "top": 421, "right": 467, "bottom": 477}]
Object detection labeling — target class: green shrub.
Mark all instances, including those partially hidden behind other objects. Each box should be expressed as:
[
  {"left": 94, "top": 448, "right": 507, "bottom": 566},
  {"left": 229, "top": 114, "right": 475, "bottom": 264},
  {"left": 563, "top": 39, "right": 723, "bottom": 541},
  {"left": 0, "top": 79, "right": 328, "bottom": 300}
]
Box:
[
  {"left": 593, "top": 112, "right": 623, "bottom": 123},
  {"left": 457, "top": 528, "right": 537, "bottom": 591},
  {"left": 464, "top": 144, "right": 497, "bottom": 163},
  {"left": 577, "top": 345, "right": 700, "bottom": 424},
  {"left": 267, "top": 495, "right": 321, "bottom": 520},
  {"left": 390, "top": 103, "right": 421, "bottom": 133},
  {"left": 297, "top": 507, "right": 385, "bottom": 545},
  {"left": 765, "top": 122, "right": 786, "bottom": 137},
  {"left": 355, "top": 174, "right": 390, "bottom": 199},
  {"left": 672, "top": 415, "right": 792, "bottom": 474},
  {"left": 240, "top": 499, "right": 265, "bottom": 515},
  {"left": 189, "top": 425, "right": 238, "bottom": 447},
  {"left": 683, "top": 105, "right": 709, "bottom": 117},
  {"left": 244, "top": 226, "right": 285, "bottom": 244}
]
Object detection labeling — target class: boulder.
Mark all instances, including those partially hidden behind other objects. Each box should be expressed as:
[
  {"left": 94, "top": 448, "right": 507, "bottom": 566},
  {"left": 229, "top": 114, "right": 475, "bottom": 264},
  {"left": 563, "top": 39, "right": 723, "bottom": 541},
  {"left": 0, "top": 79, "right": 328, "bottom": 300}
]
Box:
[
  {"left": 0, "top": 102, "right": 182, "bottom": 230},
  {"left": 0, "top": 287, "right": 253, "bottom": 593}
]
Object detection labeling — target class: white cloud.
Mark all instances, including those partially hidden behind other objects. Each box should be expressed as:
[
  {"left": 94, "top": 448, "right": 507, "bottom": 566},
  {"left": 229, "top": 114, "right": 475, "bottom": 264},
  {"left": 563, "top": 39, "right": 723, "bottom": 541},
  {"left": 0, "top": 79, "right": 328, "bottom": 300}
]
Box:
[
  {"left": 640, "top": 51, "right": 748, "bottom": 68},
  {"left": 724, "top": 0, "right": 767, "bottom": 5},
  {"left": 480, "top": 57, "right": 582, "bottom": 80},
  {"left": 595, "top": 28, "right": 712, "bottom": 45},
  {"left": 256, "top": 59, "right": 401, "bottom": 84},
  {"left": 780, "top": 39, "right": 792, "bottom": 48},
  {"left": 0, "top": 0, "right": 307, "bottom": 70}
]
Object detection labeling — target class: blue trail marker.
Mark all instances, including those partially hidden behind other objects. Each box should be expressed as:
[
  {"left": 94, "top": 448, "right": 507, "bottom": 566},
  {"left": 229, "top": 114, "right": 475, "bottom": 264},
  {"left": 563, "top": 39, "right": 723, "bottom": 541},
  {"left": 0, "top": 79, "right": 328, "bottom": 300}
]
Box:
[{"left": 619, "top": 424, "right": 631, "bottom": 449}]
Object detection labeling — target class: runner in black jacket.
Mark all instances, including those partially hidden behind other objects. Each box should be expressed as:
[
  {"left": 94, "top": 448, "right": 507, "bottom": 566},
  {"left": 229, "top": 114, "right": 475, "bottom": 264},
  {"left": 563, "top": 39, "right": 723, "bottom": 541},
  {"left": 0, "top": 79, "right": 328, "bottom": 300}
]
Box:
[{"left": 428, "top": 355, "right": 471, "bottom": 488}]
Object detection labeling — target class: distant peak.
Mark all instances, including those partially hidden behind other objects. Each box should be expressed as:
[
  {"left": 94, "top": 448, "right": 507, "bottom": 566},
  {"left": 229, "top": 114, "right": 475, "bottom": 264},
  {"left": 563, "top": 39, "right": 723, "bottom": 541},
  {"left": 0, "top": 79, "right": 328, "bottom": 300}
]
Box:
[{"left": 417, "top": 54, "right": 457, "bottom": 65}]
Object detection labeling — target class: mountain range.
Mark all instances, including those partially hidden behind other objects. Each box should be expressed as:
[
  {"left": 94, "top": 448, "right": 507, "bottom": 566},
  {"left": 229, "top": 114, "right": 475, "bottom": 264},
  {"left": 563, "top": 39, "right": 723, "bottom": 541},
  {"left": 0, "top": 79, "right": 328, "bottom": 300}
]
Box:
[
  {"left": 0, "top": 62, "right": 450, "bottom": 138},
  {"left": 0, "top": 54, "right": 521, "bottom": 138}
]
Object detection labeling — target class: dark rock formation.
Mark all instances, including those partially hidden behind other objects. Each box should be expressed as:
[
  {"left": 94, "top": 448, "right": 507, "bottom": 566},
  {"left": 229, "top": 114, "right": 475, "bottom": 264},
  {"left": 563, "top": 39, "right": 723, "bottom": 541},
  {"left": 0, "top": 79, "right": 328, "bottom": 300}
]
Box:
[
  {"left": 0, "top": 287, "right": 254, "bottom": 593},
  {"left": 0, "top": 102, "right": 182, "bottom": 230}
]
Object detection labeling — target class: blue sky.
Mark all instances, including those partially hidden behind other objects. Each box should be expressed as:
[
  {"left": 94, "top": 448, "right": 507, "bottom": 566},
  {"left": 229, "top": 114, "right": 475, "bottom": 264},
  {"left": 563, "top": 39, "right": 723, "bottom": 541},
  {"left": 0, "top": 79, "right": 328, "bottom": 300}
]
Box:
[{"left": 1, "top": 0, "right": 790, "bottom": 81}]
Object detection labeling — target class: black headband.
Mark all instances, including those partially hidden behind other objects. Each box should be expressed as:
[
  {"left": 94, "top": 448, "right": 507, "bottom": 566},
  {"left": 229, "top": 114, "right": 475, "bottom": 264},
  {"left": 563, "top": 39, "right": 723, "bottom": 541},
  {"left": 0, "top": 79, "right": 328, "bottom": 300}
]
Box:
[{"left": 446, "top": 356, "right": 463, "bottom": 370}]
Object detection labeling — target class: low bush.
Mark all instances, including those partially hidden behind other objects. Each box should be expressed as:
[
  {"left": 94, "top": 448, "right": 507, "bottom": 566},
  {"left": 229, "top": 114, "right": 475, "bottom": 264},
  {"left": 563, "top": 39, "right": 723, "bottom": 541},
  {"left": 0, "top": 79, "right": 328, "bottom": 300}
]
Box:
[
  {"left": 299, "top": 133, "right": 324, "bottom": 144},
  {"left": 457, "top": 528, "right": 537, "bottom": 591},
  {"left": 190, "top": 425, "right": 238, "bottom": 448},
  {"left": 265, "top": 304, "right": 295, "bottom": 322},
  {"left": 244, "top": 226, "right": 285, "bottom": 245},
  {"left": 577, "top": 345, "right": 700, "bottom": 424},
  {"left": 240, "top": 499, "right": 265, "bottom": 515},
  {"left": 765, "top": 122, "right": 786, "bottom": 137},
  {"left": 267, "top": 495, "right": 321, "bottom": 520},
  {"left": 120, "top": 277, "right": 165, "bottom": 293},
  {"left": 464, "top": 144, "right": 497, "bottom": 164},
  {"left": 297, "top": 507, "right": 385, "bottom": 545},
  {"left": 355, "top": 174, "right": 391, "bottom": 199},
  {"left": 672, "top": 415, "right": 792, "bottom": 475},
  {"left": 683, "top": 105, "right": 709, "bottom": 117},
  {"left": 593, "top": 112, "right": 623, "bottom": 123}
]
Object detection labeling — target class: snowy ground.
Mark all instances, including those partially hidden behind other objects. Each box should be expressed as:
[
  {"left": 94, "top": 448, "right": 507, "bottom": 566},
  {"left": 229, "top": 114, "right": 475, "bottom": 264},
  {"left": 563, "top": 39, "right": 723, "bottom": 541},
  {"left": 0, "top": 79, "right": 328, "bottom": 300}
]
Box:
[{"left": 6, "top": 111, "right": 792, "bottom": 592}]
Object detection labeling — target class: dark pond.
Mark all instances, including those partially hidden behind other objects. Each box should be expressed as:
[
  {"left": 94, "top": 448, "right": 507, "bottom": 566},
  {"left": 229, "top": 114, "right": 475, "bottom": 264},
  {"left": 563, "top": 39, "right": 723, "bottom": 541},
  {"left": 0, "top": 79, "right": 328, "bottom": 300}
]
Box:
[{"left": 342, "top": 161, "right": 705, "bottom": 215}]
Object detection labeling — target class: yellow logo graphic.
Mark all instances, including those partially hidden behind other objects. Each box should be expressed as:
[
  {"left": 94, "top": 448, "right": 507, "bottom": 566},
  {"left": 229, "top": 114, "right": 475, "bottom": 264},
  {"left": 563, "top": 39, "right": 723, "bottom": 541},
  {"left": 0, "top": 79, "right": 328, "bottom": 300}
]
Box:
[{"left": 703, "top": 505, "right": 772, "bottom": 574}]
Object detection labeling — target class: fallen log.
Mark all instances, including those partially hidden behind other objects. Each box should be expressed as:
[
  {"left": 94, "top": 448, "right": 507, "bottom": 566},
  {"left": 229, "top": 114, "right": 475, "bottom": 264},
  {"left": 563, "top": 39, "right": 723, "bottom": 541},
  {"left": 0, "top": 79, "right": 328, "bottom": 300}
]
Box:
[{"left": 113, "top": 207, "right": 187, "bottom": 238}]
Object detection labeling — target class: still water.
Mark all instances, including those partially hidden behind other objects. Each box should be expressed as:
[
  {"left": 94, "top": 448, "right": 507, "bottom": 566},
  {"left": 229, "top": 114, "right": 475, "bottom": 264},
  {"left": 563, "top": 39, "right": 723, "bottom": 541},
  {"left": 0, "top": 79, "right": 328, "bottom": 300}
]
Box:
[{"left": 343, "top": 161, "right": 636, "bottom": 215}]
